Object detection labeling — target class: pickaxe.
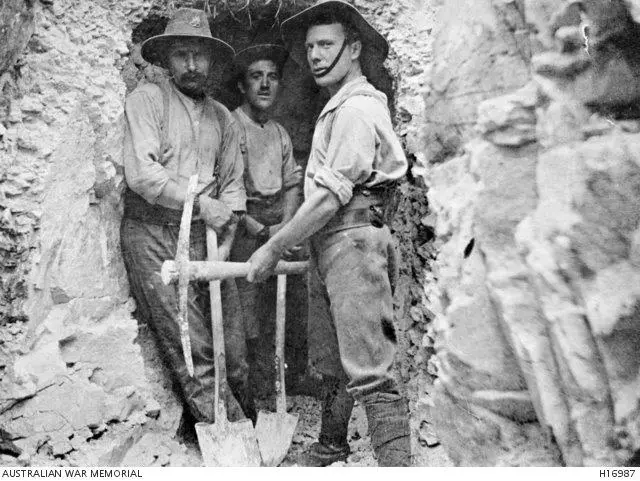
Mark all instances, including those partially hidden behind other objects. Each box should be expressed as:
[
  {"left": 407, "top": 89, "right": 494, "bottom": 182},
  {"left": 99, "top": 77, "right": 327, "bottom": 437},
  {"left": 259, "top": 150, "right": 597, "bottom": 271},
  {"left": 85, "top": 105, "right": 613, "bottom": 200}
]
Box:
[
  {"left": 163, "top": 177, "right": 308, "bottom": 465},
  {"left": 166, "top": 171, "right": 308, "bottom": 377}
]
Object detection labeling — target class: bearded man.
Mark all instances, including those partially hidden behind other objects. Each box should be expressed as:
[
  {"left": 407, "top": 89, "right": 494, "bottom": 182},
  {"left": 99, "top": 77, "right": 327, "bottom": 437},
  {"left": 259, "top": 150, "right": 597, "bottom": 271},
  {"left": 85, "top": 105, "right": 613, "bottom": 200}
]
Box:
[{"left": 121, "top": 8, "right": 254, "bottom": 428}]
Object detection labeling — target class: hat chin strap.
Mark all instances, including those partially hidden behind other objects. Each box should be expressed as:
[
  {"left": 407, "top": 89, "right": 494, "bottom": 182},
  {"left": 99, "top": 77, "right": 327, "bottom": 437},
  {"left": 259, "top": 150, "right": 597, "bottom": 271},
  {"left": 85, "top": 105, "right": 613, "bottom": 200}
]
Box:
[{"left": 313, "top": 39, "right": 348, "bottom": 78}]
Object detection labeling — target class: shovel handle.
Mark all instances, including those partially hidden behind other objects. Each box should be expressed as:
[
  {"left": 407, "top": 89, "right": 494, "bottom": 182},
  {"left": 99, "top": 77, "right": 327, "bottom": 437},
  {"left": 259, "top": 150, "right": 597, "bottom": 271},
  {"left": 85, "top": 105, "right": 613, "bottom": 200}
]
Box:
[
  {"left": 207, "top": 227, "right": 228, "bottom": 424},
  {"left": 275, "top": 274, "right": 287, "bottom": 414}
]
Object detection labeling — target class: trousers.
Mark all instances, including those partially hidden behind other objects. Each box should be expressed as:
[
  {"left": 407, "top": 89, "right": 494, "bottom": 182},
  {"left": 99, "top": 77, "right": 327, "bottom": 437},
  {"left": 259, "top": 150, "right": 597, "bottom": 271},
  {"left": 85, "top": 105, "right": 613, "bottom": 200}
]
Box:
[
  {"left": 307, "top": 224, "right": 400, "bottom": 400},
  {"left": 231, "top": 198, "right": 284, "bottom": 339},
  {"left": 120, "top": 218, "right": 249, "bottom": 423},
  {"left": 231, "top": 200, "right": 308, "bottom": 381},
  {"left": 307, "top": 224, "right": 412, "bottom": 466}
]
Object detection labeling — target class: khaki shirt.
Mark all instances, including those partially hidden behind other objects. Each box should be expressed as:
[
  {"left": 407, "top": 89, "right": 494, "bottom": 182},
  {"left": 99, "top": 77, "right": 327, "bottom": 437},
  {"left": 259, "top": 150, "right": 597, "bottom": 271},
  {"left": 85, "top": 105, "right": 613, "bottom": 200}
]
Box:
[
  {"left": 124, "top": 81, "right": 246, "bottom": 211},
  {"left": 232, "top": 108, "right": 302, "bottom": 200},
  {"left": 304, "top": 76, "right": 407, "bottom": 205}
]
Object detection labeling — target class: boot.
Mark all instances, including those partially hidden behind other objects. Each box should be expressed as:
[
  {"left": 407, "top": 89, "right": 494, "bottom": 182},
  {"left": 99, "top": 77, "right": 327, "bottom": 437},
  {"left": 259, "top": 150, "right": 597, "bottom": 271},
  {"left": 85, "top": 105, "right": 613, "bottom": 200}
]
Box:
[
  {"left": 176, "top": 408, "right": 198, "bottom": 445},
  {"left": 298, "top": 377, "right": 354, "bottom": 466},
  {"left": 298, "top": 441, "right": 350, "bottom": 467},
  {"left": 363, "top": 392, "right": 412, "bottom": 467}
]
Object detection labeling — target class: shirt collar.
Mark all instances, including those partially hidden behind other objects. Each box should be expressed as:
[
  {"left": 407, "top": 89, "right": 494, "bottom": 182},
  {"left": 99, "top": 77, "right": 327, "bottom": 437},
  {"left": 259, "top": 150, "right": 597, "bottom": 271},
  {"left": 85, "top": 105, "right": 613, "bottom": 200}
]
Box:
[
  {"left": 318, "top": 75, "right": 370, "bottom": 120},
  {"left": 236, "top": 106, "right": 272, "bottom": 128}
]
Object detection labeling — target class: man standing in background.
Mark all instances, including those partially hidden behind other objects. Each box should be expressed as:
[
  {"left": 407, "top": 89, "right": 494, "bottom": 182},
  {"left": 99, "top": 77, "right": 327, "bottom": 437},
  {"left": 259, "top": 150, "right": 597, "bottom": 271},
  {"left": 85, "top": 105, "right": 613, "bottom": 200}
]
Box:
[{"left": 229, "top": 44, "right": 305, "bottom": 403}]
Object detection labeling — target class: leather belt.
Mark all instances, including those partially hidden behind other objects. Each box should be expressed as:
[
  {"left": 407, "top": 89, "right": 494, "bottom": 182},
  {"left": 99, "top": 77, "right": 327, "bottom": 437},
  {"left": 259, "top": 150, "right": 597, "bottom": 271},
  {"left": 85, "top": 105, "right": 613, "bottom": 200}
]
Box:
[
  {"left": 123, "top": 188, "right": 203, "bottom": 226},
  {"left": 316, "top": 187, "right": 392, "bottom": 236},
  {"left": 320, "top": 208, "right": 373, "bottom": 236},
  {"left": 247, "top": 194, "right": 282, "bottom": 210}
]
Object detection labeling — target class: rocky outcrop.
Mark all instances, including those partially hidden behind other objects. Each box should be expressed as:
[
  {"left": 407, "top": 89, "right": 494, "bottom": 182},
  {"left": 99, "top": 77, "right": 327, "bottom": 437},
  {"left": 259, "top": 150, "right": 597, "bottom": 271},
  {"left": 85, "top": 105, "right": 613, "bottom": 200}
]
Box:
[
  {"left": 0, "top": 0, "right": 36, "bottom": 324},
  {"left": 421, "top": 0, "right": 531, "bottom": 166},
  {"left": 0, "top": 0, "right": 35, "bottom": 76},
  {"left": 426, "top": 0, "right": 640, "bottom": 466},
  {"left": 0, "top": 0, "right": 188, "bottom": 467}
]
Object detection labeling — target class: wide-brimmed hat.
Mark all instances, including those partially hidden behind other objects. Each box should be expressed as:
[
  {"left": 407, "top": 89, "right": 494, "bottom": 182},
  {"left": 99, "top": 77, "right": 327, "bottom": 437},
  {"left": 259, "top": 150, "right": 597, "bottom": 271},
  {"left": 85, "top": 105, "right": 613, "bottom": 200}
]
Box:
[
  {"left": 280, "top": 1, "right": 389, "bottom": 71},
  {"left": 141, "top": 8, "right": 234, "bottom": 65}
]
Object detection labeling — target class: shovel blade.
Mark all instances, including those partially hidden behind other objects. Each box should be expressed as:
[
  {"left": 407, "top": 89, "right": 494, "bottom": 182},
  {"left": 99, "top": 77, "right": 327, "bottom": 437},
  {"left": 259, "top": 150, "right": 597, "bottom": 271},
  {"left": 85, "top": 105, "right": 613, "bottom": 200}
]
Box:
[
  {"left": 195, "top": 420, "right": 262, "bottom": 467},
  {"left": 255, "top": 410, "right": 299, "bottom": 467}
]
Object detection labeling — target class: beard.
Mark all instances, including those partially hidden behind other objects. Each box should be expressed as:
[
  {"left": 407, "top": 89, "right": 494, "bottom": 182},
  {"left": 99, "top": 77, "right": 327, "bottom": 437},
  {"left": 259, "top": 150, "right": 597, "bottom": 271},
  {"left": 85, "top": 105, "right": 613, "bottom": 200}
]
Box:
[{"left": 175, "top": 72, "right": 207, "bottom": 97}]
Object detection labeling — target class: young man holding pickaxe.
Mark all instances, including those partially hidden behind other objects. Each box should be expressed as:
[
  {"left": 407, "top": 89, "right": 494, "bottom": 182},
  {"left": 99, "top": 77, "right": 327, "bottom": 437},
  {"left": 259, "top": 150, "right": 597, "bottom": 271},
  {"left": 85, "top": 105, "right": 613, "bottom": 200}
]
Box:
[{"left": 247, "top": 0, "right": 412, "bottom": 467}]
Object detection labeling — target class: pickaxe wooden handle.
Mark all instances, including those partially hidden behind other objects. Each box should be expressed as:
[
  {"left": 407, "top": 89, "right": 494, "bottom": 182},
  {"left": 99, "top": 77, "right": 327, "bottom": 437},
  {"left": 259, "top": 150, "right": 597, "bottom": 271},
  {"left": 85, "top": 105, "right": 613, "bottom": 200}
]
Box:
[{"left": 160, "top": 259, "right": 309, "bottom": 285}]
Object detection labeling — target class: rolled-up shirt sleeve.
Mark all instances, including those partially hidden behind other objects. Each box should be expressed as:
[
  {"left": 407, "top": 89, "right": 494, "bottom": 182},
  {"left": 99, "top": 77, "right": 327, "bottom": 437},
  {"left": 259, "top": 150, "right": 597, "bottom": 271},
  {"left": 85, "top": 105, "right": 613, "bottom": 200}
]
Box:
[
  {"left": 312, "top": 105, "right": 376, "bottom": 206},
  {"left": 217, "top": 120, "right": 247, "bottom": 212},
  {"left": 123, "top": 88, "right": 171, "bottom": 204},
  {"left": 281, "top": 130, "right": 303, "bottom": 190}
]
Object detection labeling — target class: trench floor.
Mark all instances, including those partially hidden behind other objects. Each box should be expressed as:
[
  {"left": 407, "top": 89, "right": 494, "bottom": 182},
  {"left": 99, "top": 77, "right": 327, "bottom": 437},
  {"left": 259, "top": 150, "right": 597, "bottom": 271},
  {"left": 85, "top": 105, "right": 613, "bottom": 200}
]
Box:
[{"left": 180, "top": 394, "right": 452, "bottom": 467}]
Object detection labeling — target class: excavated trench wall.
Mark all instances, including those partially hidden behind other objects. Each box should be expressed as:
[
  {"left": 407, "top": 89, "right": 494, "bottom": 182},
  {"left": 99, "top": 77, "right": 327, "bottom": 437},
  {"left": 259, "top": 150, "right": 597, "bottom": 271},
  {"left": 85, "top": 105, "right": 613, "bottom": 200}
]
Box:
[
  {"left": 0, "top": 0, "right": 435, "bottom": 466},
  {"left": 422, "top": 0, "right": 640, "bottom": 467}
]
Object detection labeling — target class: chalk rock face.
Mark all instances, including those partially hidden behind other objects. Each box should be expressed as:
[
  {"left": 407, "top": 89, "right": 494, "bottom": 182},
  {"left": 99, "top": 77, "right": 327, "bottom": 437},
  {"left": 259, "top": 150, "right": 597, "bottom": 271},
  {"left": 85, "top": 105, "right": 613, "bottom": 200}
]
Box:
[
  {"left": 427, "top": 133, "right": 562, "bottom": 466},
  {"left": 421, "top": 0, "right": 531, "bottom": 165},
  {"left": 0, "top": 0, "right": 35, "bottom": 75},
  {"left": 426, "top": 0, "right": 640, "bottom": 466},
  {"left": 516, "top": 129, "right": 640, "bottom": 466},
  {"left": 0, "top": 0, "right": 182, "bottom": 466}
]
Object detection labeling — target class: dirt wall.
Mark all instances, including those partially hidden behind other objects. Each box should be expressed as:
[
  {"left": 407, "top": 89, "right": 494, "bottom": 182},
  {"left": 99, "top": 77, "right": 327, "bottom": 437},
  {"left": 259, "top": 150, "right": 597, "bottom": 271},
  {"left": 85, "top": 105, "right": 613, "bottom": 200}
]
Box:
[
  {"left": 0, "top": 0, "right": 196, "bottom": 466},
  {"left": 424, "top": 0, "right": 640, "bottom": 466}
]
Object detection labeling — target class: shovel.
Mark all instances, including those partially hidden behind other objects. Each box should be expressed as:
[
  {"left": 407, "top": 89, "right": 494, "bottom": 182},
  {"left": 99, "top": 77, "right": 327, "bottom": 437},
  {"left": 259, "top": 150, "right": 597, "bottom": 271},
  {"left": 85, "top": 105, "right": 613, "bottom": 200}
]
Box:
[
  {"left": 194, "top": 227, "right": 262, "bottom": 467},
  {"left": 255, "top": 273, "right": 299, "bottom": 466}
]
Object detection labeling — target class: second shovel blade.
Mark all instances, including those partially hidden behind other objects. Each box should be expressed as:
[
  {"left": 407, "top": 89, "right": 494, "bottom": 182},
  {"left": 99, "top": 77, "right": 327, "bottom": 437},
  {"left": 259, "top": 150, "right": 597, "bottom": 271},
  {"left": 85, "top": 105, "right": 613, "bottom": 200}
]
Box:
[
  {"left": 255, "top": 410, "right": 299, "bottom": 467},
  {"left": 195, "top": 419, "right": 262, "bottom": 467}
]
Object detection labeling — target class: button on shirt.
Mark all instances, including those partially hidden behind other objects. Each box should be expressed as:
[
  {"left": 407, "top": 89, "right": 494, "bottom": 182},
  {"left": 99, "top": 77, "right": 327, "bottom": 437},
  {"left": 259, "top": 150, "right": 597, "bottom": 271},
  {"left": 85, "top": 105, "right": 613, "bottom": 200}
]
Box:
[
  {"left": 124, "top": 81, "right": 246, "bottom": 211},
  {"left": 232, "top": 108, "right": 302, "bottom": 200},
  {"left": 304, "top": 76, "right": 407, "bottom": 206}
]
